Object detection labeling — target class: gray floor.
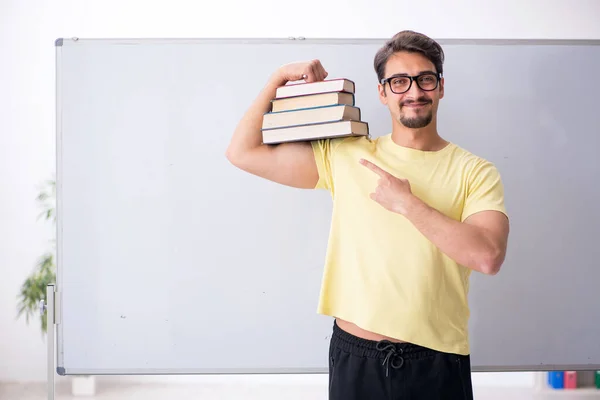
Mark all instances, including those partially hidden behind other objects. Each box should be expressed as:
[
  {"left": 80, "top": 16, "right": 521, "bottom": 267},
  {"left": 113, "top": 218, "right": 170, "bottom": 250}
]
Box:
[{"left": 2, "top": 381, "right": 597, "bottom": 400}]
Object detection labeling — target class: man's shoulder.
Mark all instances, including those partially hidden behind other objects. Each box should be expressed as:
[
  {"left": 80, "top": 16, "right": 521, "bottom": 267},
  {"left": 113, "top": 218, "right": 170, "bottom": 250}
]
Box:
[
  {"left": 448, "top": 143, "right": 504, "bottom": 189},
  {"left": 313, "top": 134, "right": 377, "bottom": 154},
  {"left": 335, "top": 134, "right": 376, "bottom": 147},
  {"left": 449, "top": 143, "right": 498, "bottom": 170}
]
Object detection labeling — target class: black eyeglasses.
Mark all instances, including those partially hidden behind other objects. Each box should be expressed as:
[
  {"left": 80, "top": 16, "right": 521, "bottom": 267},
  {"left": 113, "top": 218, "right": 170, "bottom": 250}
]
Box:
[{"left": 380, "top": 72, "right": 442, "bottom": 94}]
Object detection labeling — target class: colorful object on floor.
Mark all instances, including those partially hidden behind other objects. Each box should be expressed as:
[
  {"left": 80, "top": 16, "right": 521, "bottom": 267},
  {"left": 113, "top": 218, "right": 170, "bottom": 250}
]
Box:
[{"left": 548, "top": 371, "right": 564, "bottom": 389}]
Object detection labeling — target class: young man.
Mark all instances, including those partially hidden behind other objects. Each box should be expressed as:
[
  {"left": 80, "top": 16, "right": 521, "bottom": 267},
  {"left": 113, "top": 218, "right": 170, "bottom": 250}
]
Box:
[{"left": 226, "top": 30, "right": 509, "bottom": 400}]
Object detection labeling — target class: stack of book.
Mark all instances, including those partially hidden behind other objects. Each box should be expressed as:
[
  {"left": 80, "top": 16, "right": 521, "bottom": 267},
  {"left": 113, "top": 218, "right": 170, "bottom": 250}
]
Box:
[{"left": 261, "top": 78, "right": 369, "bottom": 145}]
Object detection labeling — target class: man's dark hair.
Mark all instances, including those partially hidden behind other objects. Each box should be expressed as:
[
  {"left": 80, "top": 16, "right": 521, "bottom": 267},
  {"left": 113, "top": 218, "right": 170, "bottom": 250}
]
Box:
[{"left": 374, "top": 30, "right": 445, "bottom": 82}]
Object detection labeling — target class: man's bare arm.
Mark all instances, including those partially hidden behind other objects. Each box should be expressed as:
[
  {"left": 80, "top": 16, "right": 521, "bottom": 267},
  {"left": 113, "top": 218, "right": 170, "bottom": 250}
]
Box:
[
  {"left": 360, "top": 158, "right": 509, "bottom": 275},
  {"left": 404, "top": 201, "right": 509, "bottom": 275},
  {"left": 225, "top": 60, "right": 328, "bottom": 189}
]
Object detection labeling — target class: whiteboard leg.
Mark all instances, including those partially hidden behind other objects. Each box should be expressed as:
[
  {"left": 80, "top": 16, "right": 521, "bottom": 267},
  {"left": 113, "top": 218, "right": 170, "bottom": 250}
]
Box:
[{"left": 44, "top": 284, "right": 56, "bottom": 400}]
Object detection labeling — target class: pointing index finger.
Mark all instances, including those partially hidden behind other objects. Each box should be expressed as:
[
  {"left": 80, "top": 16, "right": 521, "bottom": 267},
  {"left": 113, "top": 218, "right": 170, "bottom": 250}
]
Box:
[{"left": 359, "top": 158, "right": 389, "bottom": 177}]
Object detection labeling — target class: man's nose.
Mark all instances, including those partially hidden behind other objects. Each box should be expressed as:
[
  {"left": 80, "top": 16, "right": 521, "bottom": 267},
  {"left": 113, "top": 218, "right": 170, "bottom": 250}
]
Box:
[{"left": 406, "top": 79, "right": 425, "bottom": 97}]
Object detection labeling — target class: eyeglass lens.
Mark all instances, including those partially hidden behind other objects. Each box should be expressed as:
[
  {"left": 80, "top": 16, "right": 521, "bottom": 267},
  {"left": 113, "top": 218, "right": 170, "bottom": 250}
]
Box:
[{"left": 388, "top": 74, "right": 438, "bottom": 94}]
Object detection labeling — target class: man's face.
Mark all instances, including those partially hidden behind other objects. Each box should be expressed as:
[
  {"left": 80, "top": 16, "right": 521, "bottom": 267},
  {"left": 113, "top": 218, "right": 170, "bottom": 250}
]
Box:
[{"left": 378, "top": 51, "right": 444, "bottom": 129}]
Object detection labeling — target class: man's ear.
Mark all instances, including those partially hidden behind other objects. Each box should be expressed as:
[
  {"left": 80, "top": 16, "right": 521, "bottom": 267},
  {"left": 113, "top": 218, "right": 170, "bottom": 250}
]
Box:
[
  {"left": 378, "top": 83, "right": 387, "bottom": 105},
  {"left": 439, "top": 77, "right": 445, "bottom": 100}
]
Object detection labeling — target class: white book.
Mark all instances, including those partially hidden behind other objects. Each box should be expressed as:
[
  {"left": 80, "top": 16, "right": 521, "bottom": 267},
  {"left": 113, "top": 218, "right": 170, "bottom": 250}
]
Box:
[
  {"left": 262, "top": 120, "right": 369, "bottom": 145},
  {"left": 262, "top": 105, "right": 361, "bottom": 129},
  {"left": 275, "top": 78, "right": 355, "bottom": 99},
  {"left": 271, "top": 92, "right": 355, "bottom": 112}
]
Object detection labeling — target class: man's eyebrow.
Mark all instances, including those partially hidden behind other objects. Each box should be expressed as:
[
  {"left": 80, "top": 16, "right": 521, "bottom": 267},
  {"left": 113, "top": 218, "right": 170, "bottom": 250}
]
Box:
[{"left": 387, "top": 70, "right": 437, "bottom": 78}]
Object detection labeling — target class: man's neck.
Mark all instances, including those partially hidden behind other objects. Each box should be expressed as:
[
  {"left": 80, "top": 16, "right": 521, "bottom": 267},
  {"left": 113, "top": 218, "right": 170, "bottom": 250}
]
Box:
[{"left": 390, "top": 123, "right": 448, "bottom": 152}]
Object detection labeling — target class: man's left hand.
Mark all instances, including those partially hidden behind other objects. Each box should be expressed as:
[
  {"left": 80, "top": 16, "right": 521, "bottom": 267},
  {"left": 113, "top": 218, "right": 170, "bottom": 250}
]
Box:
[{"left": 359, "top": 158, "right": 416, "bottom": 215}]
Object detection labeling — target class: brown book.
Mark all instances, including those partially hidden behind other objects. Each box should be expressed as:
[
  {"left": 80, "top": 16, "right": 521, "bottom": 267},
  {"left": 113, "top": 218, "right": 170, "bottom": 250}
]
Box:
[
  {"left": 262, "top": 105, "right": 361, "bottom": 130},
  {"left": 262, "top": 120, "right": 369, "bottom": 145},
  {"left": 275, "top": 78, "right": 355, "bottom": 99},
  {"left": 271, "top": 92, "right": 355, "bottom": 112}
]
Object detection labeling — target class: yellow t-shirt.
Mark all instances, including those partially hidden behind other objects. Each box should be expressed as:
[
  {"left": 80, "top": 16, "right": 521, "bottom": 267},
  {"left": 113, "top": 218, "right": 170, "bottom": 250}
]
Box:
[{"left": 311, "top": 133, "right": 507, "bottom": 355}]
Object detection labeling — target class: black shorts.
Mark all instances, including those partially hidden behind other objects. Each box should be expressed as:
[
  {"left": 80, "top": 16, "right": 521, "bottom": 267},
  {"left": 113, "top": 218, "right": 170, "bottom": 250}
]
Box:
[{"left": 328, "top": 321, "right": 474, "bottom": 400}]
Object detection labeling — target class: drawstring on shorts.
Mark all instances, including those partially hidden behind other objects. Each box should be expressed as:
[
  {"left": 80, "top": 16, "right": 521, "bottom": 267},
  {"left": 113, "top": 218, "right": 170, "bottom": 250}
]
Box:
[{"left": 376, "top": 340, "right": 404, "bottom": 376}]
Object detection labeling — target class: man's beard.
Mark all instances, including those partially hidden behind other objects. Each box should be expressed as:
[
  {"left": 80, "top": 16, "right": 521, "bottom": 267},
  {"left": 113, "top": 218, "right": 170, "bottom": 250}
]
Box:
[
  {"left": 398, "top": 98, "right": 433, "bottom": 128},
  {"left": 399, "top": 112, "right": 432, "bottom": 128}
]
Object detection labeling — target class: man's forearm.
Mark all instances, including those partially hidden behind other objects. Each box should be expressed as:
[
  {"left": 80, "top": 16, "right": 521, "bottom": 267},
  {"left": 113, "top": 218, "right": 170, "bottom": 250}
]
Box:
[{"left": 403, "top": 196, "right": 503, "bottom": 275}]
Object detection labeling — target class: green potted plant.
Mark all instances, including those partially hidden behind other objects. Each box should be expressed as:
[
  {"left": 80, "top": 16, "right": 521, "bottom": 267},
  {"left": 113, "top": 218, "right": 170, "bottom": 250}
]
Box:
[
  {"left": 16, "top": 178, "right": 56, "bottom": 335},
  {"left": 16, "top": 178, "right": 96, "bottom": 395}
]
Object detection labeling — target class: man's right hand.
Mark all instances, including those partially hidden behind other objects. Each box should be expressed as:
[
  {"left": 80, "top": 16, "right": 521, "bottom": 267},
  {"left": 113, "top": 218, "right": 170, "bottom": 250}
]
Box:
[
  {"left": 273, "top": 59, "right": 329, "bottom": 85},
  {"left": 226, "top": 59, "right": 327, "bottom": 189}
]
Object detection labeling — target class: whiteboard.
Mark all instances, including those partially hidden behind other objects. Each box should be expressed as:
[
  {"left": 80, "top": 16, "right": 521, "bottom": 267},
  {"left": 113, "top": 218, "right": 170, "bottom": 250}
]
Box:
[{"left": 55, "top": 38, "right": 600, "bottom": 375}]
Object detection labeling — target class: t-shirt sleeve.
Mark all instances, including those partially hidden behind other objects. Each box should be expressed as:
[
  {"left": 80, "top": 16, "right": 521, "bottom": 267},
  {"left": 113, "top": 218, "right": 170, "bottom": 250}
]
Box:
[
  {"left": 461, "top": 159, "right": 508, "bottom": 222},
  {"left": 310, "top": 138, "right": 342, "bottom": 193}
]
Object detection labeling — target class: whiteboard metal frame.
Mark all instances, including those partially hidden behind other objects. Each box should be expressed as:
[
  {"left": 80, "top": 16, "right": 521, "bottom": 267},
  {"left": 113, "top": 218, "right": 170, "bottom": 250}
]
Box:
[
  {"left": 54, "top": 37, "right": 600, "bottom": 376},
  {"left": 55, "top": 38, "right": 65, "bottom": 375},
  {"left": 54, "top": 37, "right": 600, "bottom": 45},
  {"left": 41, "top": 284, "right": 57, "bottom": 400}
]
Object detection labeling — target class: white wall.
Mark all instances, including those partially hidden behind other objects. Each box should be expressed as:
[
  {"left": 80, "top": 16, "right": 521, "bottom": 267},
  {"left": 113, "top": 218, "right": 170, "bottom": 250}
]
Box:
[{"left": 2, "top": 0, "right": 599, "bottom": 385}]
